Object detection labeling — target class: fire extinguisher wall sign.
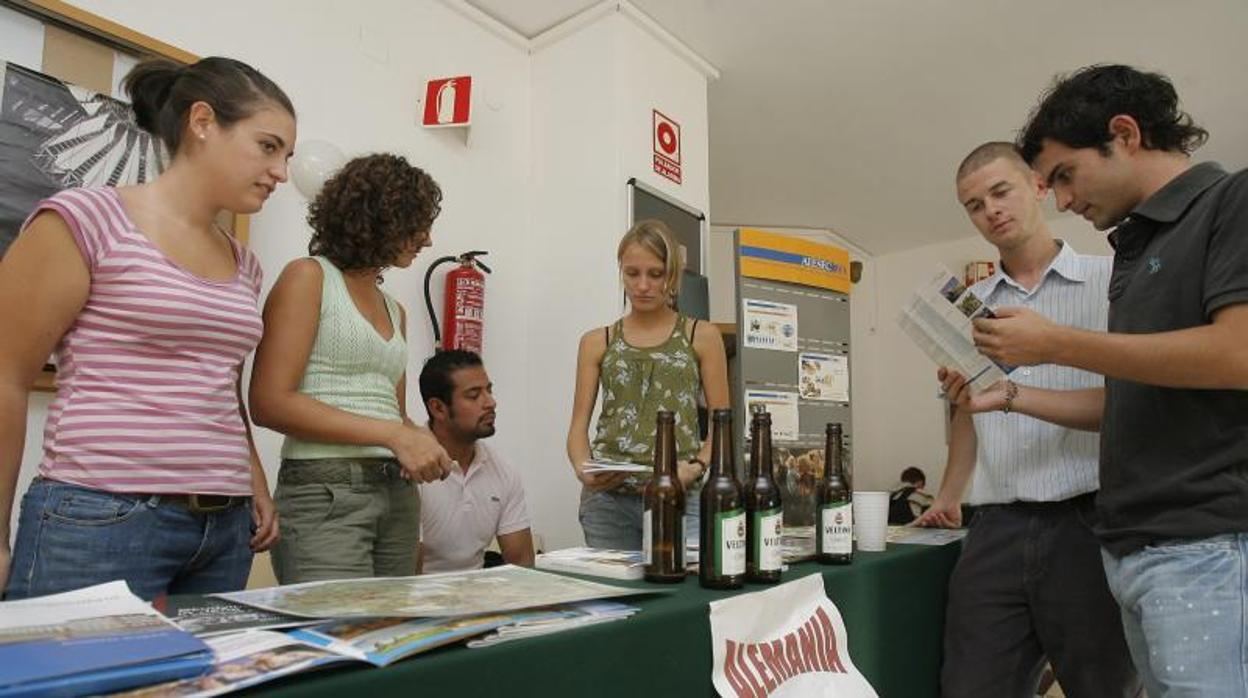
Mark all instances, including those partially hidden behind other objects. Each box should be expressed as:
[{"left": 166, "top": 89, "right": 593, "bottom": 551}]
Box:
[{"left": 423, "top": 76, "right": 472, "bottom": 128}]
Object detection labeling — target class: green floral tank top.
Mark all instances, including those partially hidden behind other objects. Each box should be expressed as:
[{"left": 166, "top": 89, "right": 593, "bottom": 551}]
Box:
[{"left": 592, "top": 315, "right": 702, "bottom": 469}]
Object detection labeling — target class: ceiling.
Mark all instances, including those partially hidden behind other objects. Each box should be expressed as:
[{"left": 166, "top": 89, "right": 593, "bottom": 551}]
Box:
[{"left": 468, "top": 0, "right": 1248, "bottom": 255}]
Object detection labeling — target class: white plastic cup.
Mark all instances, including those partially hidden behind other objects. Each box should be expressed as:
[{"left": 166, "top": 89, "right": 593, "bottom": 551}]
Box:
[{"left": 852, "top": 491, "right": 890, "bottom": 552}]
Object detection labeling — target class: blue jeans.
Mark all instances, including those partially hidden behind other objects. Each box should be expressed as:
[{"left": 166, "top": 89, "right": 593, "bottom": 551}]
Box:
[
  {"left": 5, "top": 478, "right": 254, "bottom": 601},
  {"left": 578, "top": 487, "right": 701, "bottom": 551},
  {"left": 1101, "top": 533, "right": 1248, "bottom": 697}
]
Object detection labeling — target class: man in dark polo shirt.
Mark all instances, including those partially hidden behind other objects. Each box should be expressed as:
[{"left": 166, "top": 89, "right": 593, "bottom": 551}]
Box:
[{"left": 972, "top": 64, "right": 1248, "bottom": 696}]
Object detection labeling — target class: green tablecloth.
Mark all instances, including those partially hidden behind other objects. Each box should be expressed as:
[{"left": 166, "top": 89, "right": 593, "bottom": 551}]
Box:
[{"left": 256, "top": 542, "right": 960, "bottom": 698}]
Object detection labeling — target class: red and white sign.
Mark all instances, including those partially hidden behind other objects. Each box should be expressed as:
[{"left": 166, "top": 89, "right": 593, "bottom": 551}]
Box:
[
  {"left": 710, "top": 574, "right": 878, "bottom": 698},
  {"left": 652, "top": 109, "right": 682, "bottom": 184},
  {"left": 423, "top": 76, "right": 472, "bottom": 127}
]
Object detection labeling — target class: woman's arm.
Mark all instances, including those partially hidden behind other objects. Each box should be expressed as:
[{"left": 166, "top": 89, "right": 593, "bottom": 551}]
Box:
[
  {"left": 566, "top": 328, "right": 624, "bottom": 491},
  {"left": 237, "top": 375, "right": 279, "bottom": 551},
  {"left": 248, "top": 260, "right": 449, "bottom": 482},
  {"left": 0, "top": 212, "right": 90, "bottom": 585}
]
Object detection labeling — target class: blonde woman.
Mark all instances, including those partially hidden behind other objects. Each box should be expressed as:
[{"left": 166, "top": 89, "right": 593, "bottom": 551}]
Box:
[{"left": 566, "top": 220, "right": 729, "bottom": 549}]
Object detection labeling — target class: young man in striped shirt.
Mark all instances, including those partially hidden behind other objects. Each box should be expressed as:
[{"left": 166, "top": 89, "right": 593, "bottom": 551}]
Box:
[{"left": 916, "top": 143, "right": 1138, "bottom": 697}]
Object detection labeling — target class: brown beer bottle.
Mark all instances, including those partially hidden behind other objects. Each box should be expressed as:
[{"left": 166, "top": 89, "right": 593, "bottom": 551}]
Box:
[
  {"left": 699, "top": 408, "right": 746, "bottom": 589},
  {"left": 643, "top": 410, "right": 686, "bottom": 583},
  {"left": 744, "top": 408, "right": 783, "bottom": 583},
  {"left": 816, "top": 422, "right": 853, "bottom": 564}
]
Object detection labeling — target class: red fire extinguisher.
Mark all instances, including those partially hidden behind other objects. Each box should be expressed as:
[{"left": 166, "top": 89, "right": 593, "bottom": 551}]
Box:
[{"left": 423, "top": 250, "right": 490, "bottom": 354}]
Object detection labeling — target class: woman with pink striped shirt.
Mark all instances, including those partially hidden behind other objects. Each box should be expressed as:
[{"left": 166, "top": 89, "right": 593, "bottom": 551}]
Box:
[{"left": 0, "top": 57, "right": 295, "bottom": 600}]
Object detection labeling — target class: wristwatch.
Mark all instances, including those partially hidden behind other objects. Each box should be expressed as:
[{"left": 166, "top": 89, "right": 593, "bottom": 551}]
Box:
[{"left": 1001, "top": 380, "right": 1020, "bottom": 414}]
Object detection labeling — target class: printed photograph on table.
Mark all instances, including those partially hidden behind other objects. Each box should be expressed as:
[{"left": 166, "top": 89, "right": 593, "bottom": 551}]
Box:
[
  {"left": 742, "top": 298, "right": 798, "bottom": 352},
  {"left": 797, "top": 352, "right": 849, "bottom": 402}
]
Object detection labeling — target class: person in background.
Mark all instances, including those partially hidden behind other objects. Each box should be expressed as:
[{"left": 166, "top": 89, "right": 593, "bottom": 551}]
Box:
[
  {"left": 566, "top": 220, "right": 729, "bottom": 550},
  {"left": 416, "top": 350, "right": 533, "bottom": 573},
  {"left": 914, "top": 142, "right": 1136, "bottom": 697},
  {"left": 888, "top": 466, "right": 933, "bottom": 524},
  {"left": 249, "top": 153, "right": 451, "bottom": 584},
  {"left": 2, "top": 57, "right": 293, "bottom": 599}
]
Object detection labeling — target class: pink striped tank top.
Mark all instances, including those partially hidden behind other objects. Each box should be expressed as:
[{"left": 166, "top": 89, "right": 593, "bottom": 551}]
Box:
[{"left": 28, "top": 188, "right": 264, "bottom": 495}]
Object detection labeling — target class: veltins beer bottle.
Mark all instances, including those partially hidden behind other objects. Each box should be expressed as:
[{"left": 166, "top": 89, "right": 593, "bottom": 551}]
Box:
[
  {"left": 744, "top": 408, "right": 783, "bottom": 583},
  {"left": 643, "top": 410, "right": 686, "bottom": 583},
  {"left": 816, "top": 422, "right": 853, "bottom": 564},
  {"left": 699, "top": 408, "right": 745, "bottom": 589}
]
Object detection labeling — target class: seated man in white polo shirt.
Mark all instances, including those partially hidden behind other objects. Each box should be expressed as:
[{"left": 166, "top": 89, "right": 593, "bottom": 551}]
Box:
[{"left": 417, "top": 350, "right": 534, "bottom": 573}]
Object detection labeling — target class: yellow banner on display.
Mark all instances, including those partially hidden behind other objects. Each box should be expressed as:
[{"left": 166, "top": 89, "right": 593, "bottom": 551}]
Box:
[{"left": 738, "top": 228, "right": 852, "bottom": 293}]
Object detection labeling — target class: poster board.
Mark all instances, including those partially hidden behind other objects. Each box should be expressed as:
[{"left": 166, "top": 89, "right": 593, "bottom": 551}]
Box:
[{"left": 733, "top": 228, "right": 852, "bottom": 528}]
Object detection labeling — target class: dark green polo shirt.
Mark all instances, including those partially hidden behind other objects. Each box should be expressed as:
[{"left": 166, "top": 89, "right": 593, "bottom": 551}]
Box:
[{"left": 1097, "top": 162, "right": 1248, "bottom": 555}]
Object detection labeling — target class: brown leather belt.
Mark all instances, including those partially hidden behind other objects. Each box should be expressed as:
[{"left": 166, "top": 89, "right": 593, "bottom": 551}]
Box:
[{"left": 159, "top": 493, "right": 248, "bottom": 514}]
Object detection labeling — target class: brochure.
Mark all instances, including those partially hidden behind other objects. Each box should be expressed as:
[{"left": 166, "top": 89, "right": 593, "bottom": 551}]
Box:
[
  {"left": 535, "top": 547, "right": 646, "bottom": 581},
  {"left": 290, "top": 609, "right": 565, "bottom": 665},
  {"left": 153, "top": 594, "right": 321, "bottom": 637},
  {"left": 0, "top": 581, "right": 212, "bottom": 698},
  {"left": 111, "top": 631, "right": 349, "bottom": 697}
]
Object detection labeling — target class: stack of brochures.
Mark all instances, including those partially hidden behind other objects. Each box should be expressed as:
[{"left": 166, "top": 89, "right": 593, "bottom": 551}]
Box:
[
  {"left": 886, "top": 525, "right": 968, "bottom": 546},
  {"left": 0, "top": 581, "right": 213, "bottom": 697},
  {"left": 781, "top": 525, "right": 817, "bottom": 563},
  {"left": 535, "top": 547, "right": 647, "bottom": 580},
  {"left": 466, "top": 600, "right": 640, "bottom": 648}
]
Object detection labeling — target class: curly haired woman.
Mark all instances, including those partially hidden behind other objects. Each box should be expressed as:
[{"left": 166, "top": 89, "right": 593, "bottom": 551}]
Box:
[{"left": 249, "top": 153, "right": 451, "bottom": 583}]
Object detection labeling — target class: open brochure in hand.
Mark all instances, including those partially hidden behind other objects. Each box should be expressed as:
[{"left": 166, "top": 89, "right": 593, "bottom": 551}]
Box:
[
  {"left": 153, "top": 594, "right": 322, "bottom": 637},
  {"left": 896, "top": 267, "right": 1015, "bottom": 392},
  {"left": 535, "top": 547, "right": 647, "bottom": 580},
  {"left": 0, "top": 581, "right": 212, "bottom": 697},
  {"left": 112, "top": 631, "right": 349, "bottom": 698},
  {"left": 581, "top": 460, "right": 651, "bottom": 474}
]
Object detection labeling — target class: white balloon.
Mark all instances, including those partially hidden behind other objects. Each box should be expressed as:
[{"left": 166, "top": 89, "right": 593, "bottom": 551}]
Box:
[{"left": 289, "top": 140, "right": 347, "bottom": 199}]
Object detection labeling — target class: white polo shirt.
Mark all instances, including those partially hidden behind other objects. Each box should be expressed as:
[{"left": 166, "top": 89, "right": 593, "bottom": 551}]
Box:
[{"left": 419, "top": 442, "right": 530, "bottom": 573}]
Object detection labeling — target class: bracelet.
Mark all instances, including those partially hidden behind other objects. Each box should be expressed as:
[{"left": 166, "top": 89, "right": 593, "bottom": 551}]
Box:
[
  {"left": 1002, "top": 380, "right": 1020, "bottom": 414},
  {"left": 688, "top": 457, "right": 707, "bottom": 474}
]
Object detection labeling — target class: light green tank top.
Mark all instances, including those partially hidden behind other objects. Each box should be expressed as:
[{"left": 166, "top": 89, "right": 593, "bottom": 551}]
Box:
[
  {"left": 591, "top": 315, "right": 702, "bottom": 467},
  {"left": 281, "top": 256, "right": 408, "bottom": 460}
]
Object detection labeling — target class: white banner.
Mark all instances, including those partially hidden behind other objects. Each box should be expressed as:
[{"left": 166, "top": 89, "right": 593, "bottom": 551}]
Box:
[{"left": 709, "top": 574, "right": 878, "bottom": 698}]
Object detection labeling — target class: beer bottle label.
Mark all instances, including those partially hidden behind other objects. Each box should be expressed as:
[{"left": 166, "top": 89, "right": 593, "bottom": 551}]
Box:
[
  {"left": 643, "top": 508, "right": 653, "bottom": 563},
  {"left": 717, "top": 509, "right": 746, "bottom": 576},
  {"left": 820, "top": 503, "right": 853, "bottom": 555},
  {"left": 754, "top": 507, "right": 784, "bottom": 571}
]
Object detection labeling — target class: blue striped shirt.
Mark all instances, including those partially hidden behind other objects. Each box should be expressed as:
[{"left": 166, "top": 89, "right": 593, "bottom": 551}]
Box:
[{"left": 967, "top": 241, "right": 1111, "bottom": 504}]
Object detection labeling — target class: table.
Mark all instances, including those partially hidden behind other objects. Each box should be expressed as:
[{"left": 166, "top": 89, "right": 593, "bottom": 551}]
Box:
[{"left": 257, "top": 542, "right": 960, "bottom": 698}]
